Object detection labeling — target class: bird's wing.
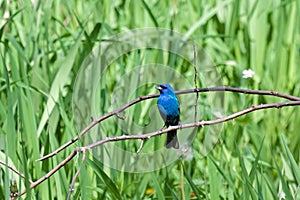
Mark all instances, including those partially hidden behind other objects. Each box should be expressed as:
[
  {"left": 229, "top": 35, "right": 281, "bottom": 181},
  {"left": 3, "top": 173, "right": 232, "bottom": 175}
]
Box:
[{"left": 157, "top": 104, "right": 167, "bottom": 122}]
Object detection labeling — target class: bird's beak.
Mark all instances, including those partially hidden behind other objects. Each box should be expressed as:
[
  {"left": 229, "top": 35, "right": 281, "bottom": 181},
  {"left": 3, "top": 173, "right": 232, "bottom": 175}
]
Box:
[{"left": 155, "top": 85, "right": 162, "bottom": 91}]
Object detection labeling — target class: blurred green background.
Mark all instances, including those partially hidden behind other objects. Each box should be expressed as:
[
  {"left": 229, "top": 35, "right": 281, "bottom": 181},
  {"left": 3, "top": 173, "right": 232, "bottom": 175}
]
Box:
[{"left": 0, "top": 0, "right": 299, "bottom": 199}]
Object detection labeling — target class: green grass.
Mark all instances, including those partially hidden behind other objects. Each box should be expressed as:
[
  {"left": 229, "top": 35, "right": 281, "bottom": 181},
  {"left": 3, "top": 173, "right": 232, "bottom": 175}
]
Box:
[{"left": 1, "top": 0, "right": 300, "bottom": 199}]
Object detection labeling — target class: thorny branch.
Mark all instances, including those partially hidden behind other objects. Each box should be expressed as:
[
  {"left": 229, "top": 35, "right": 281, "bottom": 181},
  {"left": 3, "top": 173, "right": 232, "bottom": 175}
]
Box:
[
  {"left": 18, "top": 100, "right": 300, "bottom": 198},
  {"left": 2, "top": 86, "right": 300, "bottom": 198},
  {"left": 37, "top": 86, "right": 300, "bottom": 161}
]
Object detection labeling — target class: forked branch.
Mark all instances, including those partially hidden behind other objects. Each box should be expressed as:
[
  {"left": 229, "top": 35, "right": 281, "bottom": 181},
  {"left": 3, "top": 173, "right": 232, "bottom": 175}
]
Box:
[{"left": 2, "top": 87, "right": 299, "bottom": 199}]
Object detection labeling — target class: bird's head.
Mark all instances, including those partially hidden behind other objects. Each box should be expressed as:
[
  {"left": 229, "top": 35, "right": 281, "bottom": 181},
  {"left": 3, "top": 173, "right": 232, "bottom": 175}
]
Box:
[{"left": 155, "top": 83, "right": 175, "bottom": 95}]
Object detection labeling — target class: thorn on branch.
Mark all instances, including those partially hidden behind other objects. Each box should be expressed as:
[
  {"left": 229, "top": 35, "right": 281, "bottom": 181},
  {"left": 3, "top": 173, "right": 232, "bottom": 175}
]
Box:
[
  {"left": 158, "top": 129, "right": 164, "bottom": 136},
  {"left": 200, "top": 120, "right": 205, "bottom": 128},
  {"left": 270, "top": 90, "right": 278, "bottom": 95},
  {"left": 116, "top": 112, "right": 126, "bottom": 120}
]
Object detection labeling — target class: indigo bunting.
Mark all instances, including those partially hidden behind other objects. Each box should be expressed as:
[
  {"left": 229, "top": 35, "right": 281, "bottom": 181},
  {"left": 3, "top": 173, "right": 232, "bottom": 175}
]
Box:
[{"left": 156, "top": 84, "right": 180, "bottom": 149}]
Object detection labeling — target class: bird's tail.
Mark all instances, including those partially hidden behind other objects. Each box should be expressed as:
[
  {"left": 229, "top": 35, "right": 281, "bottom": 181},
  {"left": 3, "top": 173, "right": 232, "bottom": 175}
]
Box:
[{"left": 165, "top": 130, "right": 179, "bottom": 149}]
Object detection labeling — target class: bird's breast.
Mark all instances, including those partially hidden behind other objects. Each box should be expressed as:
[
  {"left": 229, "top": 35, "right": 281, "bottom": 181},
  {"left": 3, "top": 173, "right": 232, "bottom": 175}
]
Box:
[{"left": 157, "top": 96, "right": 180, "bottom": 116}]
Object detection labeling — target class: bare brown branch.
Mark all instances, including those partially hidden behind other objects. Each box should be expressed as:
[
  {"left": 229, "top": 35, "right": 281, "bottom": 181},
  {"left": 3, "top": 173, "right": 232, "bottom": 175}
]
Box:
[
  {"left": 19, "top": 149, "right": 79, "bottom": 196},
  {"left": 37, "top": 86, "right": 300, "bottom": 161},
  {"left": 67, "top": 168, "right": 81, "bottom": 200},
  {"left": 0, "top": 160, "right": 32, "bottom": 184},
  {"left": 67, "top": 149, "right": 86, "bottom": 200},
  {"left": 82, "top": 100, "right": 300, "bottom": 150},
  {"left": 7, "top": 99, "right": 300, "bottom": 197},
  {"left": 36, "top": 94, "right": 157, "bottom": 161},
  {"left": 178, "top": 87, "right": 300, "bottom": 101}
]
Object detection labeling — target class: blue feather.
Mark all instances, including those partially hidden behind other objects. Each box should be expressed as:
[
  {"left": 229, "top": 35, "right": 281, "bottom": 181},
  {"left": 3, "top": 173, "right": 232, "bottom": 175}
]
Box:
[{"left": 156, "top": 84, "right": 180, "bottom": 149}]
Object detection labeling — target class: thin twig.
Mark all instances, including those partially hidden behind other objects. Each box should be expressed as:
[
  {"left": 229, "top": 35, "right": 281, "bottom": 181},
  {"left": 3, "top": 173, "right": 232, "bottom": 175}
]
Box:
[
  {"left": 0, "top": 160, "right": 32, "bottom": 184},
  {"left": 36, "top": 86, "right": 300, "bottom": 161},
  {"left": 178, "top": 87, "right": 300, "bottom": 101},
  {"left": 66, "top": 148, "right": 86, "bottom": 200},
  {"left": 67, "top": 167, "right": 81, "bottom": 200},
  {"left": 193, "top": 45, "right": 199, "bottom": 122}
]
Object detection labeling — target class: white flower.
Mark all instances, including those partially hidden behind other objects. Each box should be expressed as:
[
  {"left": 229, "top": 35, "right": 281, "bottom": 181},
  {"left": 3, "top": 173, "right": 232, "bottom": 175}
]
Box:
[{"left": 242, "top": 69, "right": 255, "bottom": 79}]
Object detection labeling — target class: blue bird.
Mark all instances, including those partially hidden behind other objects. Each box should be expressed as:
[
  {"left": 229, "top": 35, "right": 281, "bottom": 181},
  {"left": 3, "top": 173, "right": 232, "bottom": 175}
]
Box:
[{"left": 156, "top": 84, "right": 180, "bottom": 149}]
